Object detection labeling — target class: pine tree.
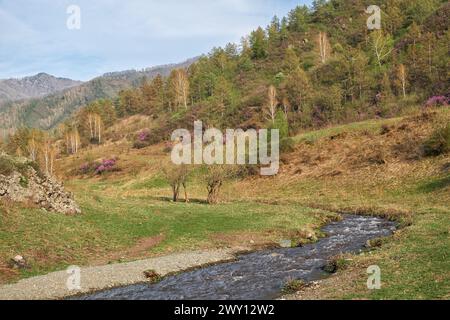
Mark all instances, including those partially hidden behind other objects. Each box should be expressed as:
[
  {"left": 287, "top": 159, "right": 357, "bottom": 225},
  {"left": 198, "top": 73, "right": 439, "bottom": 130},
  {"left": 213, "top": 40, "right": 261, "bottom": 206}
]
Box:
[{"left": 249, "top": 27, "right": 268, "bottom": 59}]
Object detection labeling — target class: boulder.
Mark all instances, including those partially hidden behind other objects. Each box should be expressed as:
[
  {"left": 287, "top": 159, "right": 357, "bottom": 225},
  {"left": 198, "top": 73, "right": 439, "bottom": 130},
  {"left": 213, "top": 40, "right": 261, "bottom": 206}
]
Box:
[{"left": 10, "top": 255, "right": 27, "bottom": 269}]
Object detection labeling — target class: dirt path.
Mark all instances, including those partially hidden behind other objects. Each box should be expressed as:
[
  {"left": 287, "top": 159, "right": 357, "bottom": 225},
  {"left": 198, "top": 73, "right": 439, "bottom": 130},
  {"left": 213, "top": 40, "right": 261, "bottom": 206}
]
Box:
[{"left": 0, "top": 249, "right": 235, "bottom": 300}]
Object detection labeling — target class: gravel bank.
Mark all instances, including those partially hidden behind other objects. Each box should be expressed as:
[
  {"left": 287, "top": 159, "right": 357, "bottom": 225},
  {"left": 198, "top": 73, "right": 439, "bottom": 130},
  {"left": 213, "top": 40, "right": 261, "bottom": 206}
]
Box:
[{"left": 0, "top": 249, "right": 235, "bottom": 300}]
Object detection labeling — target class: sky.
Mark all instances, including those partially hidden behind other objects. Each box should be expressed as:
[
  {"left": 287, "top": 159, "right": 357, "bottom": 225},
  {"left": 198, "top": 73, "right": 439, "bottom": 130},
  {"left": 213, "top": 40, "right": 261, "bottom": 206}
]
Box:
[{"left": 0, "top": 0, "right": 312, "bottom": 81}]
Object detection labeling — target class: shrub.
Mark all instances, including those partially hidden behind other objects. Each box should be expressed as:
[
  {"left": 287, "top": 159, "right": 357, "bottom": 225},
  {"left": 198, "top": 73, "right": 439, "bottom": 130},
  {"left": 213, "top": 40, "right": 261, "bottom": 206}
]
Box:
[
  {"left": 0, "top": 155, "right": 42, "bottom": 178},
  {"left": 0, "top": 156, "right": 16, "bottom": 176},
  {"left": 424, "top": 95, "right": 449, "bottom": 108},
  {"left": 204, "top": 165, "right": 237, "bottom": 204},
  {"left": 323, "top": 256, "right": 350, "bottom": 274},
  {"left": 78, "top": 158, "right": 119, "bottom": 175},
  {"left": 162, "top": 165, "right": 190, "bottom": 202},
  {"left": 311, "top": 85, "right": 343, "bottom": 126},
  {"left": 143, "top": 270, "right": 163, "bottom": 284},
  {"left": 422, "top": 124, "right": 450, "bottom": 157},
  {"left": 280, "top": 137, "right": 295, "bottom": 153},
  {"left": 281, "top": 279, "right": 306, "bottom": 294},
  {"left": 133, "top": 129, "right": 152, "bottom": 149},
  {"left": 95, "top": 159, "right": 118, "bottom": 175}
]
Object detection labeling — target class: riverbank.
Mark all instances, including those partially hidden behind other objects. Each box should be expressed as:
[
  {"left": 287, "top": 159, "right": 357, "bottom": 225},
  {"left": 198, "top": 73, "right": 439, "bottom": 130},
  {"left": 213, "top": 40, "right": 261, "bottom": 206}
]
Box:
[
  {"left": 74, "top": 215, "right": 397, "bottom": 300},
  {"left": 0, "top": 109, "right": 448, "bottom": 299},
  {"left": 0, "top": 249, "right": 235, "bottom": 300}
]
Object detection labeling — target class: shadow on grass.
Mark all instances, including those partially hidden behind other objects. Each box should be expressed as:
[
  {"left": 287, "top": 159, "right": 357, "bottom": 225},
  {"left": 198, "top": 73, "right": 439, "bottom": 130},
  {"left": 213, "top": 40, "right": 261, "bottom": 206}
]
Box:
[
  {"left": 149, "top": 196, "right": 209, "bottom": 205},
  {"left": 417, "top": 175, "right": 450, "bottom": 193}
]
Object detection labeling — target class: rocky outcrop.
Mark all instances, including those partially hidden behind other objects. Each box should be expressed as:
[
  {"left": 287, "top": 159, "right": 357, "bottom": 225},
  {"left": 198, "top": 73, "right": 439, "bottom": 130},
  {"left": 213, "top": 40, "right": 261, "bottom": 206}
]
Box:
[{"left": 0, "top": 165, "right": 81, "bottom": 215}]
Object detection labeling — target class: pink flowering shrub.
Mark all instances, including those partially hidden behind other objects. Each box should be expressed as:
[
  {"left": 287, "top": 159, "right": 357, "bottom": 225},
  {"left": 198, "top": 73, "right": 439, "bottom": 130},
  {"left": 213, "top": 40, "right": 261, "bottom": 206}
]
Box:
[
  {"left": 95, "top": 159, "right": 118, "bottom": 174},
  {"left": 133, "top": 129, "right": 152, "bottom": 149},
  {"left": 78, "top": 158, "right": 119, "bottom": 175},
  {"left": 424, "top": 95, "right": 449, "bottom": 108}
]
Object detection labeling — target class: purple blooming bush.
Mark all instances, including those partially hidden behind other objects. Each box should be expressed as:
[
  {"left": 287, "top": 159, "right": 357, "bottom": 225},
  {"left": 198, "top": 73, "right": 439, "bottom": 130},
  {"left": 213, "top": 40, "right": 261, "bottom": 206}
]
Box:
[
  {"left": 78, "top": 158, "right": 119, "bottom": 175},
  {"left": 424, "top": 95, "right": 449, "bottom": 108},
  {"left": 95, "top": 158, "right": 118, "bottom": 175},
  {"left": 78, "top": 161, "right": 99, "bottom": 175},
  {"left": 133, "top": 129, "right": 152, "bottom": 149}
]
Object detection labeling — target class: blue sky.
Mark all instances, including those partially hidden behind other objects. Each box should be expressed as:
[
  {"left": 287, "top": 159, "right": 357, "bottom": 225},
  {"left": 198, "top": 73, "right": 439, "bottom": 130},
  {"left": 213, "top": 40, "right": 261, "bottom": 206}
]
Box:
[{"left": 0, "top": 0, "right": 312, "bottom": 81}]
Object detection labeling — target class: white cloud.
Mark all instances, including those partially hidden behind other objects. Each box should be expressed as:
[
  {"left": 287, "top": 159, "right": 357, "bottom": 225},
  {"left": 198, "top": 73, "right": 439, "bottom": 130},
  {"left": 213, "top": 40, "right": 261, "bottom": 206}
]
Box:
[{"left": 0, "top": 0, "right": 310, "bottom": 80}]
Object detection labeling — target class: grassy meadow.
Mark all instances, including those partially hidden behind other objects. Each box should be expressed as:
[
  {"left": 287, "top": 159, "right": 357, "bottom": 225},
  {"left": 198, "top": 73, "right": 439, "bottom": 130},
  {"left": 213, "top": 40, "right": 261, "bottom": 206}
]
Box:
[{"left": 1, "top": 107, "right": 449, "bottom": 299}]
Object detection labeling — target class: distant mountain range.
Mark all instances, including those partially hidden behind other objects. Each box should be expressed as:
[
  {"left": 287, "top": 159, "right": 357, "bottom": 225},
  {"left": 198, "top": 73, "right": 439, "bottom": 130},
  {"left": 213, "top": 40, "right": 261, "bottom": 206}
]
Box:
[
  {"left": 0, "top": 73, "right": 82, "bottom": 104},
  {"left": 0, "top": 57, "right": 198, "bottom": 134}
]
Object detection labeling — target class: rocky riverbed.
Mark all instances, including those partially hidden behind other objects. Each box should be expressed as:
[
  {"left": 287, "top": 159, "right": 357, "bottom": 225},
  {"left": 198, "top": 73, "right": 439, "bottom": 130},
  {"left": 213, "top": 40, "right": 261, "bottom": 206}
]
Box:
[{"left": 76, "top": 215, "right": 397, "bottom": 300}]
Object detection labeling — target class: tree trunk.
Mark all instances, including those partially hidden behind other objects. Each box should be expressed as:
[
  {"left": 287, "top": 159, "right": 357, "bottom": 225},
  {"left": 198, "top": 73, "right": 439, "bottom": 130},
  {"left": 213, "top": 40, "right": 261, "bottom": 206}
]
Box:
[
  {"left": 172, "top": 185, "right": 180, "bottom": 202},
  {"left": 207, "top": 182, "right": 222, "bottom": 204},
  {"left": 183, "top": 182, "right": 189, "bottom": 203}
]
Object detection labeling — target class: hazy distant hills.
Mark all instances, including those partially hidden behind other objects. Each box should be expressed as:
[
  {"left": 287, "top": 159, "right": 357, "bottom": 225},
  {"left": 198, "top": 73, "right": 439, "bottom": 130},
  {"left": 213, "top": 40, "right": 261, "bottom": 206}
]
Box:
[
  {"left": 0, "top": 57, "right": 197, "bottom": 134},
  {"left": 0, "top": 73, "right": 82, "bottom": 104}
]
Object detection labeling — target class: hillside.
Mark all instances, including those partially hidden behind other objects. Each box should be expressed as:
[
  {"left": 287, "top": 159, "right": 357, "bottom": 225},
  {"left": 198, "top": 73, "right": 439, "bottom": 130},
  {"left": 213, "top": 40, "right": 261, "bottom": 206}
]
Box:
[
  {"left": 1, "top": 107, "right": 448, "bottom": 299},
  {"left": 0, "top": 73, "right": 82, "bottom": 104},
  {"left": 0, "top": 0, "right": 448, "bottom": 301},
  {"left": 0, "top": 58, "right": 197, "bottom": 134},
  {"left": 40, "top": 0, "right": 448, "bottom": 149}
]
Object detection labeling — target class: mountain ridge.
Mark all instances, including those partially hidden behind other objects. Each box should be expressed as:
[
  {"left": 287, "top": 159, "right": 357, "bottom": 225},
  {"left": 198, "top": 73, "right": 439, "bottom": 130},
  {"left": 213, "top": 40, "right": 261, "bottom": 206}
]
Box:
[
  {"left": 0, "top": 57, "right": 198, "bottom": 134},
  {"left": 0, "top": 73, "right": 82, "bottom": 104}
]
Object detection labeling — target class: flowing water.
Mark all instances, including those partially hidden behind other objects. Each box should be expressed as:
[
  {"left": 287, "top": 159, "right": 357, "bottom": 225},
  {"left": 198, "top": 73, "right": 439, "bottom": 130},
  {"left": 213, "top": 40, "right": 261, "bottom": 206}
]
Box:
[{"left": 76, "top": 215, "right": 397, "bottom": 300}]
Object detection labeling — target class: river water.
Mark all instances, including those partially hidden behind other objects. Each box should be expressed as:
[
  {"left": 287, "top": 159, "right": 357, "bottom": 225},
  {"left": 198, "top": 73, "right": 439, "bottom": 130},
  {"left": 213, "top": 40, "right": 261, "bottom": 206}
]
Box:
[{"left": 75, "top": 215, "right": 397, "bottom": 300}]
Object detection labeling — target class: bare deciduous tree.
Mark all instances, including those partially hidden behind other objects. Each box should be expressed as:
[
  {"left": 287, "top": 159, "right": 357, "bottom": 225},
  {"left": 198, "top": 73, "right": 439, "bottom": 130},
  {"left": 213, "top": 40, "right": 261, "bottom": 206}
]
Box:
[
  {"left": 87, "top": 112, "right": 95, "bottom": 140},
  {"left": 317, "top": 32, "right": 331, "bottom": 64},
  {"left": 68, "top": 128, "right": 80, "bottom": 154},
  {"left": 93, "top": 114, "right": 103, "bottom": 144},
  {"left": 265, "top": 85, "right": 278, "bottom": 124},
  {"left": 396, "top": 64, "right": 407, "bottom": 98},
  {"left": 171, "top": 69, "right": 190, "bottom": 110},
  {"left": 27, "top": 137, "right": 38, "bottom": 161},
  {"left": 204, "top": 165, "right": 235, "bottom": 205},
  {"left": 163, "top": 165, "right": 190, "bottom": 202},
  {"left": 282, "top": 97, "right": 291, "bottom": 120},
  {"left": 41, "top": 136, "right": 58, "bottom": 176}
]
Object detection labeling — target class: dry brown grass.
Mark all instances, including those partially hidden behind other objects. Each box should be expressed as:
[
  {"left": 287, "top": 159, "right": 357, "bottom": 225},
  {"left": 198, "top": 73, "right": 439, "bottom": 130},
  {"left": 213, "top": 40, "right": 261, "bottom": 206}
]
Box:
[{"left": 281, "top": 110, "right": 446, "bottom": 179}]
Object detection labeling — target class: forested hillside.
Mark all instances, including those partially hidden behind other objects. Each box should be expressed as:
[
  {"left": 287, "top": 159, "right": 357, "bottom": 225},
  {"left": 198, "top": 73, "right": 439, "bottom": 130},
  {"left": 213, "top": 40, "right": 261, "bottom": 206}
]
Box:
[
  {"left": 0, "top": 58, "right": 197, "bottom": 136},
  {"left": 0, "top": 73, "right": 82, "bottom": 104},
  {"left": 3, "top": 0, "right": 449, "bottom": 156}
]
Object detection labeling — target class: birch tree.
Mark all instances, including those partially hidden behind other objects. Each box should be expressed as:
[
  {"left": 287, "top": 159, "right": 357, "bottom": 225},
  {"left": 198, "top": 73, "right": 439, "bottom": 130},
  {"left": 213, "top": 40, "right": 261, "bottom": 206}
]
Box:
[
  {"left": 396, "top": 64, "right": 407, "bottom": 98},
  {"left": 87, "top": 112, "right": 95, "bottom": 140},
  {"left": 41, "top": 136, "right": 58, "bottom": 176},
  {"left": 317, "top": 32, "right": 331, "bottom": 64},
  {"left": 369, "top": 30, "right": 394, "bottom": 67},
  {"left": 93, "top": 114, "right": 103, "bottom": 144},
  {"left": 27, "top": 137, "right": 38, "bottom": 161},
  {"left": 282, "top": 97, "right": 291, "bottom": 120},
  {"left": 171, "top": 69, "right": 190, "bottom": 109},
  {"left": 265, "top": 85, "right": 278, "bottom": 124}
]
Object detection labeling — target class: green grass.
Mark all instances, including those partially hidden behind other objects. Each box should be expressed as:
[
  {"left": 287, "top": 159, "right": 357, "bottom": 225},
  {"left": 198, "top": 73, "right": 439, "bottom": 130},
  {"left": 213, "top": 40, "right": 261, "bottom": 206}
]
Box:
[
  {"left": 128, "top": 176, "right": 167, "bottom": 190},
  {"left": 365, "top": 211, "right": 449, "bottom": 300},
  {"left": 0, "top": 179, "right": 332, "bottom": 282},
  {"left": 1, "top": 108, "right": 448, "bottom": 299}
]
